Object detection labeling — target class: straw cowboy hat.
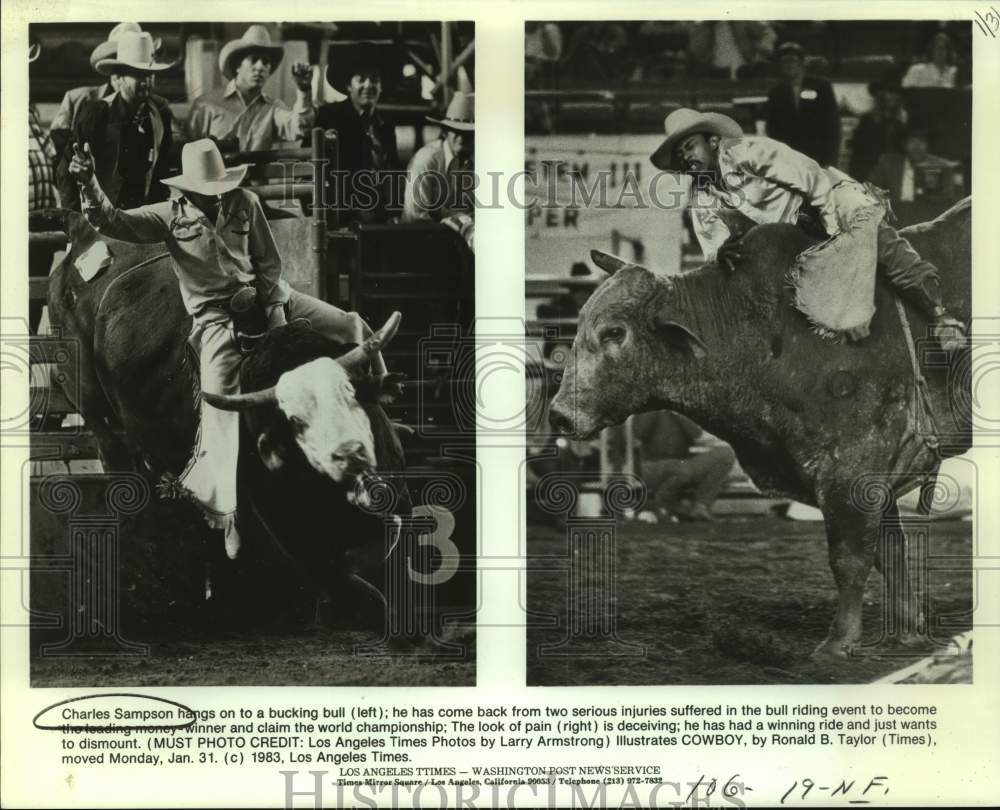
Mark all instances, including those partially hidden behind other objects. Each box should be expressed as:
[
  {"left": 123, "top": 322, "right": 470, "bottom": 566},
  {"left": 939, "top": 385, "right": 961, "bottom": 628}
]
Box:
[
  {"left": 161, "top": 139, "right": 249, "bottom": 196},
  {"left": 95, "top": 31, "right": 173, "bottom": 76},
  {"left": 427, "top": 91, "right": 475, "bottom": 132},
  {"left": 650, "top": 107, "right": 743, "bottom": 171},
  {"left": 325, "top": 40, "right": 402, "bottom": 93},
  {"left": 219, "top": 25, "right": 284, "bottom": 80},
  {"left": 90, "top": 23, "right": 162, "bottom": 70}
]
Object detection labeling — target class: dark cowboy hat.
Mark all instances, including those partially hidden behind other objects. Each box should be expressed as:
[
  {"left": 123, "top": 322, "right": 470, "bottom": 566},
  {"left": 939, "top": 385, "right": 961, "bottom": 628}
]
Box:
[
  {"left": 325, "top": 40, "right": 403, "bottom": 93},
  {"left": 774, "top": 41, "right": 806, "bottom": 60},
  {"left": 867, "top": 67, "right": 903, "bottom": 97}
]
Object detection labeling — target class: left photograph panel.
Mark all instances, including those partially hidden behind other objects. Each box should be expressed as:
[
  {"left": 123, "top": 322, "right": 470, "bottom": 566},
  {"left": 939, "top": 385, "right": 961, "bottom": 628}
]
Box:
[{"left": 25, "top": 20, "right": 476, "bottom": 686}]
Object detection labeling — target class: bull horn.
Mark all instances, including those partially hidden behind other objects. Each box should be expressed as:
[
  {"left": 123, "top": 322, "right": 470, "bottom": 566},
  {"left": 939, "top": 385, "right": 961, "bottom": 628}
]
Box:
[
  {"left": 336, "top": 311, "right": 402, "bottom": 370},
  {"left": 590, "top": 250, "right": 631, "bottom": 275},
  {"left": 202, "top": 386, "right": 278, "bottom": 411}
]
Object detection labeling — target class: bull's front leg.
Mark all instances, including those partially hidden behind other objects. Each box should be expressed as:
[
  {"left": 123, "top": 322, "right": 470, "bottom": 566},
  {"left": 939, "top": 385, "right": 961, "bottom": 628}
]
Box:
[{"left": 814, "top": 481, "right": 879, "bottom": 658}]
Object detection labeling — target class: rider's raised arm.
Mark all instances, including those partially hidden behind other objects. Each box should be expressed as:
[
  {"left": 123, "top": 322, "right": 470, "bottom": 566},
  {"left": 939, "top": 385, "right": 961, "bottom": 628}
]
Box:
[
  {"left": 246, "top": 190, "right": 291, "bottom": 308},
  {"left": 723, "top": 137, "right": 841, "bottom": 237},
  {"left": 78, "top": 175, "right": 172, "bottom": 244}
]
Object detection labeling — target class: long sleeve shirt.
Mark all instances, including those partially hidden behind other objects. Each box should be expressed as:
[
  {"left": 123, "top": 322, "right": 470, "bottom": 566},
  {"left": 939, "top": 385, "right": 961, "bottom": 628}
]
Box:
[
  {"left": 402, "top": 138, "right": 474, "bottom": 223},
  {"left": 79, "top": 176, "right": 290, "bottom": 316},
  {"left": 689, "top": 135, "right": 841, "bottom": 260},
  {"left": 187, "top": 80, "right": 314, "bottom": 152}
]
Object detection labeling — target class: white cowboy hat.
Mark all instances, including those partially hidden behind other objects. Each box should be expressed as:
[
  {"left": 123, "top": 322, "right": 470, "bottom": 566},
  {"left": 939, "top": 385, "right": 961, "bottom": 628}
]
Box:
[
  {"left": 95, "top": 31, "right": 173, "bottom": 76},
  {"left": 650, "top": 107, "right": 743, "bottom": 171},
  {"left": 219, "top": 25, "right": 284, "bottom": 80},
  {"left": 161, "top": 139, "right": 249, "bottom": 196},
  {"left": 427, "top": 91, "right": 475, "bottom": 132},
  {"left": 90, "top": 23, "right": 161, "bottom": 70}
]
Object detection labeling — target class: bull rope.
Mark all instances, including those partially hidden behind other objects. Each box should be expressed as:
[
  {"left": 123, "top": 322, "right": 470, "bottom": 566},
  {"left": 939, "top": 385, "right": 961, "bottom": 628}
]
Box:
[{"left": 890, "top": 295, "right": 943, "bottom": 508}]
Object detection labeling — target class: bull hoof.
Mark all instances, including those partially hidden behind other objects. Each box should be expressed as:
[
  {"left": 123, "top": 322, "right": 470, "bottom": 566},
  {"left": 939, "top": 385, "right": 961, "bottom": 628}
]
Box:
[{"left": 811, "top": 638, "right": 855, "bottom": 660}]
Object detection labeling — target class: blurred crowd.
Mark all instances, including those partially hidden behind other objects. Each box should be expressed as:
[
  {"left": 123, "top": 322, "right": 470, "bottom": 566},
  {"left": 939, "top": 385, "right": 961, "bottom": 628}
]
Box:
[{"left": 526, "top": 20, "right": 971, "bottom": 86}]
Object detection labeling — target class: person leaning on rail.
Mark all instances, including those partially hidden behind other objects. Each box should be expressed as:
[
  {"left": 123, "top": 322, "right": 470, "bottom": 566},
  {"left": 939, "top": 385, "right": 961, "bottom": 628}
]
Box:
[{"left": 402, "top": 91, "right": 476, "bottom": 250}]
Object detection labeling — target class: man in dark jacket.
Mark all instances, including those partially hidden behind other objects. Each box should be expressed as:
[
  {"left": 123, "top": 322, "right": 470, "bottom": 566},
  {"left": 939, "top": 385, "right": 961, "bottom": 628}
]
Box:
[
  {"left": 849, "top": 74, "right": 908, "bottom": 182},
  {"left": 765, "top": 42, "right": 841, "bottom": 168},
  {"left": 58, "top": 31, "right": 173, "bottom": 211},
  {"left": 311, "top": 42, "right": 401, "bottom": 223}
]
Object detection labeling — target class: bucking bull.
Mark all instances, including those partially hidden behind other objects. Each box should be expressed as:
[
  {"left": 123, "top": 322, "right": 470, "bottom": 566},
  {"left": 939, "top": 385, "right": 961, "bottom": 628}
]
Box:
[
  {"left": 549, "top": 198, "right": 972, "bottom": 658},
  {"left": 47, "top": 213, "right": 410, "bottom": 628}
]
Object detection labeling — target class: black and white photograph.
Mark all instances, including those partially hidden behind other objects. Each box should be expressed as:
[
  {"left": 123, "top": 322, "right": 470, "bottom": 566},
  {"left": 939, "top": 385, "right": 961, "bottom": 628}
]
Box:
[
  {"left": 525, "top": 19, "right": 975, "bottom": 685},
  {"left": 24, "top": 19, "right": 477, "bottom": 686},
  {"left": 3, "top": 4, "right": 1000, "bottom": 809}
]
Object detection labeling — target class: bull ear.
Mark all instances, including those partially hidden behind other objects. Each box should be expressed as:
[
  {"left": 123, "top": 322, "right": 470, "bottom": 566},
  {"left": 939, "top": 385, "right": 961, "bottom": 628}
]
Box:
[
  {"left": 657, "top": 318, "right": 708, "bottom": 360},
  {"left": 256, "top": 429, "right": 286, "bottom": 472}
]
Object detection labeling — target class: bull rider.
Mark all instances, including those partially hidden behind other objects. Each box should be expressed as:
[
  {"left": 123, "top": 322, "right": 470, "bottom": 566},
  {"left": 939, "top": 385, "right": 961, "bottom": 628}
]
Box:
[
  {"left": 651, "top": 108, "right": 965, "bottom": 350},
  {"left": 69, "top": 138, "right": 387, "bottom": 559}
]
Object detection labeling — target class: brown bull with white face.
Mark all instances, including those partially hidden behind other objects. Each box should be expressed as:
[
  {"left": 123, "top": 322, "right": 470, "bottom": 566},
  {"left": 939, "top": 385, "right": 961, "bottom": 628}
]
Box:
[
  {"left": 549, "top": 201, "right": 971, "bottom": 659},
  {"left": 202, "top": 312, "right": 401, "bottom": 485}
]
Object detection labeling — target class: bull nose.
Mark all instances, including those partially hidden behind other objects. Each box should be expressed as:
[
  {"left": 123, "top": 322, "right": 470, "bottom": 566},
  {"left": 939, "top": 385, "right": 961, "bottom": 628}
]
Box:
[
  {"left": 334, "top": 440, "right": 370, "bottom": 473},
  {"left": 549, "top": 407, "right": 574, "bottom": 436}
]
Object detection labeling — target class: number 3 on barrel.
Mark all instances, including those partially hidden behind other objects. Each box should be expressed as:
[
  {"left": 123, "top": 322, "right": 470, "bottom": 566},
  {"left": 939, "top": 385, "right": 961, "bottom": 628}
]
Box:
[{"left": 407, "top": 504, "right": 459, "bottom": 586}]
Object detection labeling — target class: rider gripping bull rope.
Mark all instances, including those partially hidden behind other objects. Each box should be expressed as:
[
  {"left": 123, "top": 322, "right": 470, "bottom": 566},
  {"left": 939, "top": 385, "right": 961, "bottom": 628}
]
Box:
[
  {"left": 69, "top": 138, "right": 386, "bottom": 559},
  {"left": 651, "top": 108, "right": 965, "bottom": 348}
]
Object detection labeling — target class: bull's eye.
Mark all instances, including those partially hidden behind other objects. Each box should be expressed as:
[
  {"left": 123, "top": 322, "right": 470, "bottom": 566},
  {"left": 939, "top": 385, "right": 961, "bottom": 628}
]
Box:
[{"left": 599, "top": 326, "right": 626, "bottom": 344}]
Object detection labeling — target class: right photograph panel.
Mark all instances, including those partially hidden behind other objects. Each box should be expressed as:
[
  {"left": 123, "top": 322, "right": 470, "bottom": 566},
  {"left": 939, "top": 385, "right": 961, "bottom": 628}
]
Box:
[{"left": 524, "top": 19, "right": 975, "bottom": 685}]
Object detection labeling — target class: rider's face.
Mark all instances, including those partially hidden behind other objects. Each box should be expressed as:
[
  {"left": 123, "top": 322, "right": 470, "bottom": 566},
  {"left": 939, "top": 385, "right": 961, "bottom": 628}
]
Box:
[{"left": 674, "top": 133, "right": 720, "bottom": 174}]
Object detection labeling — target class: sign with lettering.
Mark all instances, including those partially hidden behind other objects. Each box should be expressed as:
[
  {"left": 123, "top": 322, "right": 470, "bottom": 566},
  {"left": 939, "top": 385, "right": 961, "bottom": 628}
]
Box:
[{"left": 525, "top": 134, "right": 686, "bottom": 277}]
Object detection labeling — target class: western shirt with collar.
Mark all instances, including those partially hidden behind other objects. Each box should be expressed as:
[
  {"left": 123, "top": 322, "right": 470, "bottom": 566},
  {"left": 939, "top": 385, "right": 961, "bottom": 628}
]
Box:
[
  {"left": 60, "top": 91, "right": 172, "bottom": 211},
  {"left": 29, "top": 104, "right": 60, "bottom": 211},
  {"left": 402, "top": 137, "right": 474, "bottom": 223},
  {"left": 79, "top": 176, "right": 290, "bottom": 317},
  {"left": 688, "top": 135, "right": 841, "bottom": 261},
  {"left": 188, "top": 80, "right": 313, "bottom": 152}
]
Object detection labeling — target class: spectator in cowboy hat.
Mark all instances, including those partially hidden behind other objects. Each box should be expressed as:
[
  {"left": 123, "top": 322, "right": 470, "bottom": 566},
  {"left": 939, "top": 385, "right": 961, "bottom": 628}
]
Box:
[
  {"left": 58, "top": 30, "right": 175, "bottom": 211},
  {"left": 402, "top": 91, "right": 475, "bottom": 245},
  {"left": 765, "top": 41, "right": 841, "bottom": 168},
  {"left": 310, "top": 40, "right": 402, "bottom": 223},
  {"left": 849, "top": 69, "right": 908, "bottom": 182},
  {"left": 48, "top": 23, "right": 162, "bottom": 162},
  {"left": 188, "top": 24, "right": 314, "bottom": 152}
]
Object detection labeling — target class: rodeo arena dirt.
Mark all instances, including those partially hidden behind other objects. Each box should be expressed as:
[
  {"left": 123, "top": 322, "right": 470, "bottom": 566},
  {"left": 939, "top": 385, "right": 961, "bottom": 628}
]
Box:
[
  {"left": 26, "top": 21, "right": 477, "bottom": 686},
  {"left": 524, "top": 20, "right": 974, "bottom": 686}
]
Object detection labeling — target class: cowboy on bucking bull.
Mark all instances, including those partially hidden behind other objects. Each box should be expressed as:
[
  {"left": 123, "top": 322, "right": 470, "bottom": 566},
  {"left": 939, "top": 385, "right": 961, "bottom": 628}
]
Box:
[
  {"left": 652, "top": 108, "right": 965, "bottom": 349},
  {"left": 67, "top": 137, "right": 389, "bottom": 561}
]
